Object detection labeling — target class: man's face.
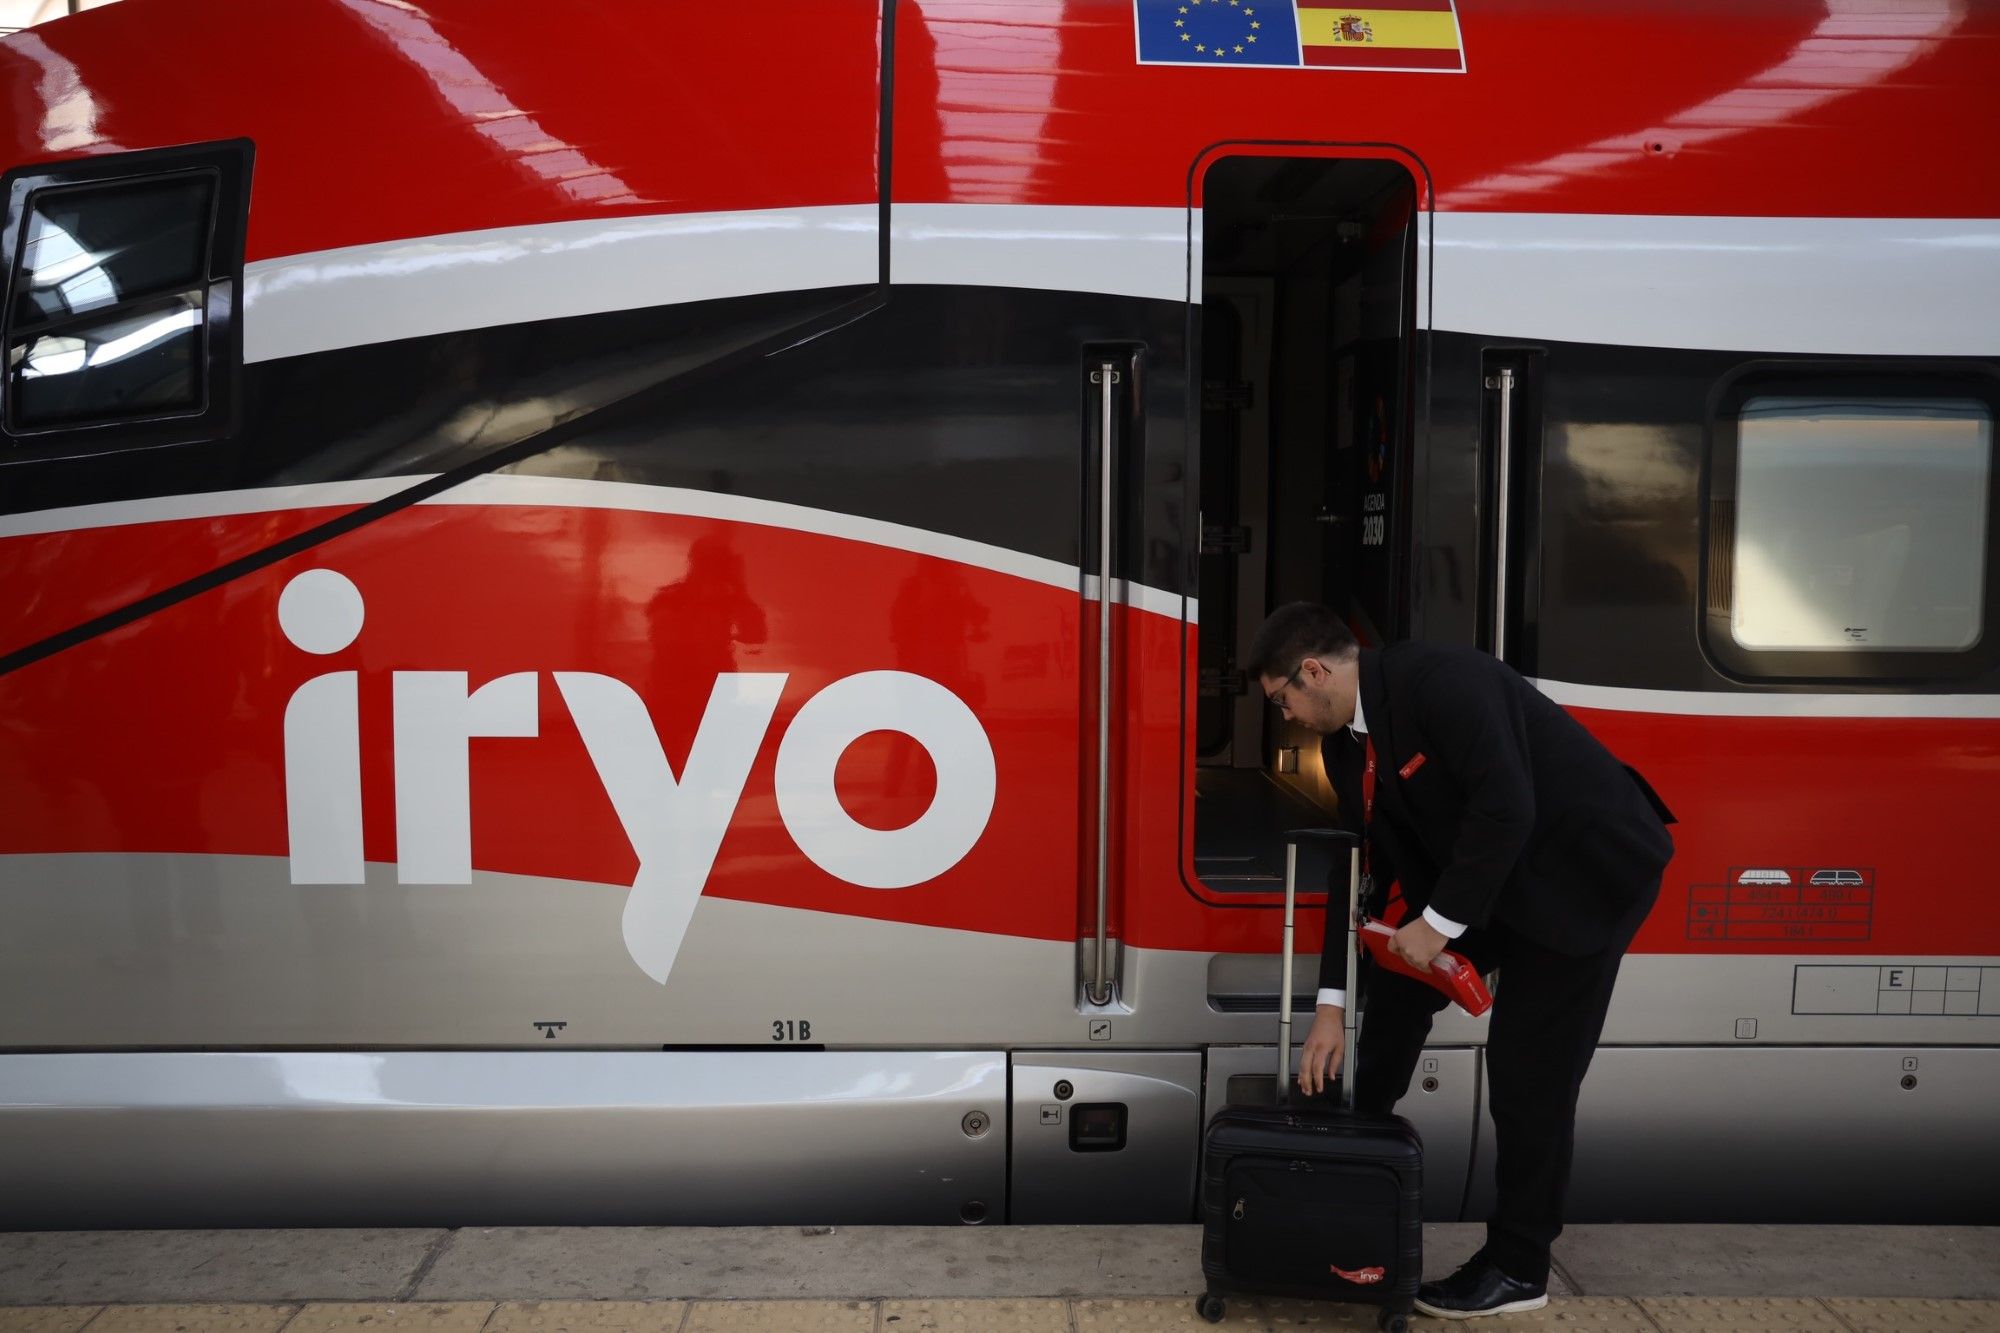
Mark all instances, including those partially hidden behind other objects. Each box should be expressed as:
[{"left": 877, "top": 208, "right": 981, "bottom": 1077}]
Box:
[{"left": 1259, "top": 656, "right": 1344, "bottom": 734}]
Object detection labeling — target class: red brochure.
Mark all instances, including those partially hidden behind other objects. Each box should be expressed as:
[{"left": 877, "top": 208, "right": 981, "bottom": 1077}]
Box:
[{"left": 1357, "top": 917, "right": 1494, "bottom": 1017}]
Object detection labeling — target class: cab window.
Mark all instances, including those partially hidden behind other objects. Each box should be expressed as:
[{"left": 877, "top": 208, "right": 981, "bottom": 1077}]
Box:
[{"left": 1, "top": 140, "right": 250, "bottom": 454}]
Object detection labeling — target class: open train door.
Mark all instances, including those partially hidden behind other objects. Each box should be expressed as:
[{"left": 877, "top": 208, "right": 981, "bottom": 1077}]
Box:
[
  {"left": 1185, "top": 144, "right": 1426, "bottom": 902},
  {"left": 1177, "top": 144, "right": 1484, "bottom": 1221}
]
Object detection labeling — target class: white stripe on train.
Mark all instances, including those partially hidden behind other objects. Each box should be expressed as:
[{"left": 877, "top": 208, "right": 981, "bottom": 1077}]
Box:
[
  {"left": 241, "top": 203, "right": 2000, "bottom": 363},
  {"left": 1533, "top": 678, "right": 2000, "bottom": 720},
  {"left": 0, "top": 474, "right": 1190, "bottom": 623}
]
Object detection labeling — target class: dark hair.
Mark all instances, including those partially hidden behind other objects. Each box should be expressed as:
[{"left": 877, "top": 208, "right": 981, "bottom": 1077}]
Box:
[{"left": 1246, "top": 602, "right": 1359, "bottom": 681}]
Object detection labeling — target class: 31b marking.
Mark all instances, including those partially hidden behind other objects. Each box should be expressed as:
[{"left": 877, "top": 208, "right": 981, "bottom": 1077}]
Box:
[{"left": 772, "top": 1019, "right": 814, "bottom": 1042}]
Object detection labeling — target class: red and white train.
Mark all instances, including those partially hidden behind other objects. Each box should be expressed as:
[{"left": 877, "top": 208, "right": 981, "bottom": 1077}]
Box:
[{"left": 0, "top": 0, "right": 1995, "bottom": 1227}]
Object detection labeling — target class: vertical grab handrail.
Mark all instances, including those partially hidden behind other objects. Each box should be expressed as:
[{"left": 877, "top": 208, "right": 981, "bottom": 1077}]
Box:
[
  {"left": 1086, "top": 360, "right": 1121, "bottom": 1006},
  {"left": 1277, "top": 831, "right": 1359, "bottom": 1104},
  {"left": 1489, "top": 366, "right": 1516, "bottom": 662},
  {"left": 1277, "top": 841, "right": 1298, "bottom": 1091}
]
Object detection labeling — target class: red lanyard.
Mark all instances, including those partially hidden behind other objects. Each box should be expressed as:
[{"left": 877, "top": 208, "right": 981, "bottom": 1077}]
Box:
[{"left": 1360, "top": 732, "right": 1377, "bottom": 886}]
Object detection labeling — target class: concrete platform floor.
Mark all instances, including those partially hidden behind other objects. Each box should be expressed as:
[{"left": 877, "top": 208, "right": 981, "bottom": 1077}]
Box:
[{"left": 1, "top": 1226, "right": 1995, "bottom": 1331}]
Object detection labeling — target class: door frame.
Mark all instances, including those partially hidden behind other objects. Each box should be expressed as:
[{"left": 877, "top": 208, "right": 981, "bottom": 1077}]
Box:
[{"left": 1176, "top": 139, "right": 1435, "bottom": 911}]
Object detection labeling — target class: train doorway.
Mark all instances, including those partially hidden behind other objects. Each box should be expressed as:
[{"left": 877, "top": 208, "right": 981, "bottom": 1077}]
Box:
[{"left": 1190, "top": 153, "right": 1420, "bottom": 894}]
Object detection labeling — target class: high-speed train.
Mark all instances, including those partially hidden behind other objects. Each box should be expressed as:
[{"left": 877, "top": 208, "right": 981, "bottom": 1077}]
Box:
[{"left": 0, "top": 0, "right": 1995, "bottom": 1228}]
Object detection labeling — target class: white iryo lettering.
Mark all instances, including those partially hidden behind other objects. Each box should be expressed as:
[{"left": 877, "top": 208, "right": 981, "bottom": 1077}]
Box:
[
  {"left": 393, "top": 671, "right": 539, "bottom": 883},
  {"left": 775, "top": 670, "right": 996, "bottom": 890},
  {"left": 554, "top": 670, "right": 787, "bottom": 985},
  {"left": 277, "top": 568, "right": 999, "bottom": 983},
  {"left": 279, "top": 569, "right": 366, "bottom": 884},
  {"left": 285, "top": 672, "right": 362, "bottom": 883}
]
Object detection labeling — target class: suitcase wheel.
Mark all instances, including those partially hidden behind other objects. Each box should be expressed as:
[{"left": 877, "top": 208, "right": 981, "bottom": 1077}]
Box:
[
  {"left": 1195, "top": 1293, "right": 1227, "bottom": 1323},
  {"left": 1376, "top": 1309, "right": 1409, "bottom": 1333}
]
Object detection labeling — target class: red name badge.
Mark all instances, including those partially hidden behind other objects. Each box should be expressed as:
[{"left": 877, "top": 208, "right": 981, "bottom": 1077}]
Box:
[{"left": 1398, "top": 752, "right": 1427, "bottom": 779}]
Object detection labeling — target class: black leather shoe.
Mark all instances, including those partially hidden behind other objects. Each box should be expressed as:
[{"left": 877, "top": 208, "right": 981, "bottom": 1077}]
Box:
[{"left": 1413, "top": 1252, "right": 1548, "bottom": 1319}]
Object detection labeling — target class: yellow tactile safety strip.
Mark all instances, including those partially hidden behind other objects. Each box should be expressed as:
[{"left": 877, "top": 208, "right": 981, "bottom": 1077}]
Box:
[
  {"left": 1262, "top": 1294, "right": 1378, "bottom": 1328},
  {"left": 878, "top": 1299, "right": 1069, "bottom": 1331},
  {"left": 0, "top": 1311, "right": 106, "bottom": 1333},
  {"left": 68, "top": 1308, "right": 302, "bottom": 1333},
  {"left": 680, "top": 1303, "right": 874, "bottom": 1332},
  {"left": 1074, "top": 1297, "right": 1269, "bottom": 1329},
  {"left": 0, "top": 1299, "right": 1997, "bottom": 1333},
  {"left": 485, "top": 1306, "right": 689, "bottom": 1333},
  {"left": 284, "top": 1306, "right": 498, "bottom": 1333},
  {"left": 1641, "top": 1298, "right": 1851, "bottom": 1330},
  {"left": 1826, "top": 1299, "right": 2000, "bottom": 1332}
]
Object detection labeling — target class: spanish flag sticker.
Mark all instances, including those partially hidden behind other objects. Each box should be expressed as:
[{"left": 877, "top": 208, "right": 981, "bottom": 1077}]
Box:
[{"left": 1134, "top": 0, "right": 1466, "bottom": 73}]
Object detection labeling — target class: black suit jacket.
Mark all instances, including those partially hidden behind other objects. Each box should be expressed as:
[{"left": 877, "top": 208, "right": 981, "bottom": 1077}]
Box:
[{"left": 1318, "top": 643, "right": 1675, "bottom": 994}]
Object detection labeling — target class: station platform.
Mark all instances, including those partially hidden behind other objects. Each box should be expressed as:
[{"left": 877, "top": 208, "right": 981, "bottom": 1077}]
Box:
[{"left": 3, "top": 1224, "right": 1998, "bottom": 1332}]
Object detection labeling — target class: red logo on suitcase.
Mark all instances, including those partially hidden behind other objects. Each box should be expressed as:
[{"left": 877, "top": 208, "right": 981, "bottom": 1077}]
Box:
[{"left": 1331, "top": 1264, "right": 1386, "bottom": 1284}]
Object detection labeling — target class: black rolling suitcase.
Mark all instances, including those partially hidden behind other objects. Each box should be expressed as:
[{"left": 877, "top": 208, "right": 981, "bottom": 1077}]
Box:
[{"left": 1195, "top": 828, "right": 1423, "bottom": 1331}]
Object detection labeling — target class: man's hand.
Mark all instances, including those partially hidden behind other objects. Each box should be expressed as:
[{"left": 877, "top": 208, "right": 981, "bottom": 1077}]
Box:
[
  {"left": 1388, "top": 917, "right": 1449, "bottom": 973},
  {"left": 1299, "top": 1006, "right": 1345, "bottom": 1097}
]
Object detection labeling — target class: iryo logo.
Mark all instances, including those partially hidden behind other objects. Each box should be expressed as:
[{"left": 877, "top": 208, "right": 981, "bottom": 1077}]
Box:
[{"left": 277, "top": 568, "right": 997, "bottom": 983}]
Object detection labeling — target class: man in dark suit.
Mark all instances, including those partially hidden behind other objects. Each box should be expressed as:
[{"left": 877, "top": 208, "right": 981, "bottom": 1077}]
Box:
[{"left": 1250, "top": 602, "right": 1675, "bottom": 1319}]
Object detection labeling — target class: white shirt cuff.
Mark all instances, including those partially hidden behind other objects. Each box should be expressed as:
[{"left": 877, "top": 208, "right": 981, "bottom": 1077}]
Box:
[
  {"left": 1316, "top": 988, "right": 1346, "bottom": 1009},
  {"left": 1423, "top": 906, "right": 1468, "bottom": 939}
]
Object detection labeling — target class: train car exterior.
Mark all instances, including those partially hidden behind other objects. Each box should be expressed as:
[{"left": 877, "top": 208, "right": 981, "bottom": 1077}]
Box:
[{"left": 0, "top": 0, "right": 1995, "bottom": 1227}]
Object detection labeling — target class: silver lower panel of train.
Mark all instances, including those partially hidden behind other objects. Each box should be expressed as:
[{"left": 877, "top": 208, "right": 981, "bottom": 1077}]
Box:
[{"left": 1, "top": 1044, "right": 1994, "bottom": 1227}]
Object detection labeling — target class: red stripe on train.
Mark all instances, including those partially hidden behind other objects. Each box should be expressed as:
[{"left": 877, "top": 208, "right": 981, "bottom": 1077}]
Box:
[{"left": 1, "top": 502, "right": 1995, "bottom": 958}]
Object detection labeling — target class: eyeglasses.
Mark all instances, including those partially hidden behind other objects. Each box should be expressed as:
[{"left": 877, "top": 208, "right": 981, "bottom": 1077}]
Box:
[{"left": 1264, "top": 666, "right": 1303, "bottom": 707}]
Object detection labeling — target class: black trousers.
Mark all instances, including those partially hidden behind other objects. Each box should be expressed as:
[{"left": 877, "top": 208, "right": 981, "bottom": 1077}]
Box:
[{"left": 1351, "top": 900, "right": 1654, "bottom": 1287}]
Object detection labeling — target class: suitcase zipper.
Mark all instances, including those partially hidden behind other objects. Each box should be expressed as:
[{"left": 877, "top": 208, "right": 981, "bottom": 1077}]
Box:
[{"left": 1232, "top": 1199, "right": 1245, "bottom": 1220}]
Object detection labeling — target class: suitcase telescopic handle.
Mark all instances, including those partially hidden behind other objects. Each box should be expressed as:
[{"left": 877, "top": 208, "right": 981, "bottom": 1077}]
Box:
[{"left": 1280, "top": 828, "right": 1361, "bottom": 1109}]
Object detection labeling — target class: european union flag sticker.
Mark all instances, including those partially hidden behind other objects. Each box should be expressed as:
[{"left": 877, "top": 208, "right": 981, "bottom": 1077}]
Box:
[{"left": 1135, "top": 0, "right": 1302, "bottom": 67}]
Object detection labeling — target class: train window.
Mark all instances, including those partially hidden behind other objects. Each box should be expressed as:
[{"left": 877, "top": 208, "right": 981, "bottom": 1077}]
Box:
[
  {"left": 1, "top": 139, "right": 250, "bottom": 454},
  {"left": 9, "top": 176, "right": 212, "bottom": 428},
  {"left": 1706, "top": 373, "right": 2000, "bottom": 681},
  {"left": 1734, "top": 397, "right": 1989, "bottom": 652}
]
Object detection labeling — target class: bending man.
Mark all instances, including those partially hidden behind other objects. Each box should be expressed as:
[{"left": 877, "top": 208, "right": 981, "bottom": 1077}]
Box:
[{"left": 1250, "top": 603, "right": 1675, "bottom": 1320}]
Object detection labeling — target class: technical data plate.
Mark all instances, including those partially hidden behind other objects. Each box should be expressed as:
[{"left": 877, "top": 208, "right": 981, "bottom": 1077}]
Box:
[
  {"left": 1825, "top": 1300, "right": 2000, "bottom": 1333},
  {"left": 486, "top": 1305, "right": 689, "bottom": 1333},
  {"left": 79, "top": 1309, "right": 301, "bottom": 1333},
  {"left": 877, "top": 1300, "right": 1071, "bottom": 1332},
  {"left": 680, "top": 1302, "right": 877, "bottom": 1333},
  {"left": 1688, "top": 868, "right": 1876, "bottom": 944},
  {"left": 1640, "top": 1297, "right": 1848, "bottom": 1330},
  {"left": 285, "top": 1307, "right": 496, "bottom": 1333}
]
